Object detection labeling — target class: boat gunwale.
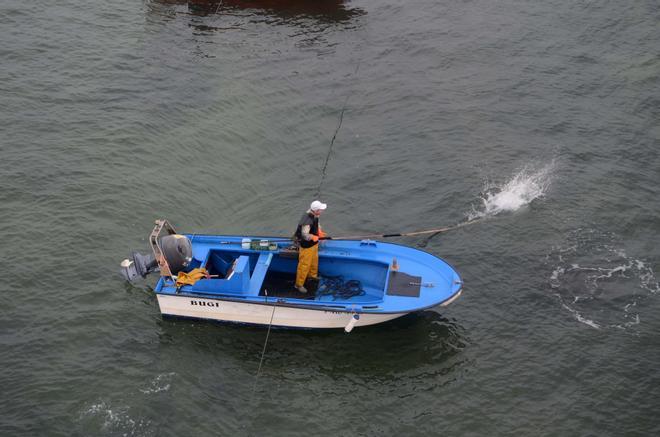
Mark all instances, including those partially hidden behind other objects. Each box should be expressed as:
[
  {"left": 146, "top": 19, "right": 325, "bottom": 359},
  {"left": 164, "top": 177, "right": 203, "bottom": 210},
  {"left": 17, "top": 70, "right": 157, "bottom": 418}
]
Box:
[{"left": 186, "top": 232, "right": 464, "bottom": 281}]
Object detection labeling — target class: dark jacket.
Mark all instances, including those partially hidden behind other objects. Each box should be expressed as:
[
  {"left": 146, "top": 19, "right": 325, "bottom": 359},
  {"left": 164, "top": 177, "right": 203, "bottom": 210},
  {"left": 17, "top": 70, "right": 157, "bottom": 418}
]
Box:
[{"left": 295, "top": 211, "right": 319, "bottom": 248}]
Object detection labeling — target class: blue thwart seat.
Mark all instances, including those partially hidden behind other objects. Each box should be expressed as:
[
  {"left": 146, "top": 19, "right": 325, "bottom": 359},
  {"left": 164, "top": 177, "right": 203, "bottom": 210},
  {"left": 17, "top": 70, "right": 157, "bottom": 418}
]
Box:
[{"left": 247, "top": 253, "right": 273, "bottom": 296}]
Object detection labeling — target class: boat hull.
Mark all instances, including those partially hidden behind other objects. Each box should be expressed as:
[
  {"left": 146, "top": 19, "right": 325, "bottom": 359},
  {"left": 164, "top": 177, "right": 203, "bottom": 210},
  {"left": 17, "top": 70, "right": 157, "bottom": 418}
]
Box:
[{"left": 156, "top": 294, "right": 406, "bottom": 329}]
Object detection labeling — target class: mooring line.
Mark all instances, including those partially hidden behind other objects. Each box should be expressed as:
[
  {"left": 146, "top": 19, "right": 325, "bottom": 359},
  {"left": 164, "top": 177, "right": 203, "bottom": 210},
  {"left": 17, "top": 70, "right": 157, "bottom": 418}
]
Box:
[
  {"left": 248, "top": 291, "right": 277, "bottom": 407},
  {"left": 315, "top": 61, "right": 361, "bottom": 199}
]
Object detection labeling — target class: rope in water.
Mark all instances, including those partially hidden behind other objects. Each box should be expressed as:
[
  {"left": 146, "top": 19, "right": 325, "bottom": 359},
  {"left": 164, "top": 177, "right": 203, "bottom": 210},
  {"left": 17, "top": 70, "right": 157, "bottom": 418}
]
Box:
[
  {"left": 315, "top": 61, "right": 361, "bottom": 199},
  {"left": 247, "top": 291, "right": 277, "bottom": 428}
]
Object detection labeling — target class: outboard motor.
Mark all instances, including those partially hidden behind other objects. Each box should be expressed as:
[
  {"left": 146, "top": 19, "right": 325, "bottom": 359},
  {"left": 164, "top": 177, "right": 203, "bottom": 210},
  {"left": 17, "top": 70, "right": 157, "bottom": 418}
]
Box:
[
  {"left": 120, "top": 252, "right": 158, "bottom": 282},
  {"left": 120, "top": 234, "right": 193, "bottom": 282}
]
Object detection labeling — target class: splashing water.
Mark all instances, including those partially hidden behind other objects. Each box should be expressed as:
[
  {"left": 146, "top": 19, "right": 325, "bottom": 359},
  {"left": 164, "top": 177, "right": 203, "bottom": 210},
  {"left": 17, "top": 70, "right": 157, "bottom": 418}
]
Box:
[{"left": 468, "top": 162, "right": 555, "bottom": 220}]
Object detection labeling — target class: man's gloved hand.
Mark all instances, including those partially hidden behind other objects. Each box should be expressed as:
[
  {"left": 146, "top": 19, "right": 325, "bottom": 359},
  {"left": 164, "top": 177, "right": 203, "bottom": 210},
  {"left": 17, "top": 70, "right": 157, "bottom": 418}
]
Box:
[
  {"left": 318, "top": 229, "right": 327, "bottom": 238},
  {"left": 311, "top": 235, "right": 319, "bottom": 242}
]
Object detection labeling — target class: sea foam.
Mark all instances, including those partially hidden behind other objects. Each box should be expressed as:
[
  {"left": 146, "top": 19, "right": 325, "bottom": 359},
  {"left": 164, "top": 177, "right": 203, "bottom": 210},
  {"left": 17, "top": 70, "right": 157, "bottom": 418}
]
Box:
[{"left": 546, "top": 229, "right": 659, "bottom": 330}]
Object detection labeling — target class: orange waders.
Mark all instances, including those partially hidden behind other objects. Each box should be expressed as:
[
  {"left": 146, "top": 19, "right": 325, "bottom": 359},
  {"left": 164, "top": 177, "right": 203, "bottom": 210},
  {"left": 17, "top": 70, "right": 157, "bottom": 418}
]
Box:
[{"left": 295, "top": 244, "right": 319, "bottom": 288}]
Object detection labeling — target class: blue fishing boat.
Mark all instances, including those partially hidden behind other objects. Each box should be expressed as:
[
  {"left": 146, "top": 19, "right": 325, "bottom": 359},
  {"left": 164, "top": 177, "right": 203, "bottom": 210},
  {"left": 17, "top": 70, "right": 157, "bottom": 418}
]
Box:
[{"left": 121, "top": 220, "right": 462, "bottom": 331}]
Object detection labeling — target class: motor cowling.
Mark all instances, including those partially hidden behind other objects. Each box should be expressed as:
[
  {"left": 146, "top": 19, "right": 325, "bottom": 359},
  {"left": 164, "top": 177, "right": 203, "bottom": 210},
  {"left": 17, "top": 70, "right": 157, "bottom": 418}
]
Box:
[{"left": 159, "top": 234, "right": 192, "bottom": 275}]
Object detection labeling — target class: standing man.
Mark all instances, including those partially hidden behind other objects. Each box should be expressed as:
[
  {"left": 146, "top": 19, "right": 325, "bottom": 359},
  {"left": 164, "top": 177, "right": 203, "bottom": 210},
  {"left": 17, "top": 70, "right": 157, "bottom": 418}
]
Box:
[{"left": 294, "top": 200, "right": 328, "bottom": 293}]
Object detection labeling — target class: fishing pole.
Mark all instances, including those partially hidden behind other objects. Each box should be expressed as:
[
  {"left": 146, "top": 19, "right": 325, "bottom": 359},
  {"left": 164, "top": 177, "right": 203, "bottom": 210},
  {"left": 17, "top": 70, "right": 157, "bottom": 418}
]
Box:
[
  {"left": 214, "top": 218, "right": 483, "bottom": 246},
  {"left": 330, "top": 218, "right": 484, "bottom": 241}
]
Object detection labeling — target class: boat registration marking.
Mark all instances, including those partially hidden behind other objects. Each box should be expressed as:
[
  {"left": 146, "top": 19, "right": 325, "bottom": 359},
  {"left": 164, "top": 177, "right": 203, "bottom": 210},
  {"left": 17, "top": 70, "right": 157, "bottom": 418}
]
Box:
[{"left": 190, "top": 299, "right": 219, "bottom": 307}]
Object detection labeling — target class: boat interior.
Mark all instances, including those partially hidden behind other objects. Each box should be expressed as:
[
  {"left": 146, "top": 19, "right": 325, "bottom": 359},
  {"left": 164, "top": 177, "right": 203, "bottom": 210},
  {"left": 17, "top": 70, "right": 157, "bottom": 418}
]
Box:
[{"left": 170, "top": 247, "right": 389, "bottom": 303}]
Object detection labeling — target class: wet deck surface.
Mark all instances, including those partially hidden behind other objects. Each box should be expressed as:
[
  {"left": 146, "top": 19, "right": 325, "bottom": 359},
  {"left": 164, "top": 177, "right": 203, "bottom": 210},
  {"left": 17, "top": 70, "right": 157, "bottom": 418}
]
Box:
[
  {"left": 260, "top": 270, "right": 318, "bottom": 299},
  {"left": 259, "top": 270, "right": 383, "bottom": 303}
]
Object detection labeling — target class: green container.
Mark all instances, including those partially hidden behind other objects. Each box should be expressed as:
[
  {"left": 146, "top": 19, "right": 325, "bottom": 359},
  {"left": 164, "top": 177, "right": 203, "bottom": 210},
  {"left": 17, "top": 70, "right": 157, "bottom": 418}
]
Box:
[{"left": 249, "top": 240, "right": 277, "bottom": 251}]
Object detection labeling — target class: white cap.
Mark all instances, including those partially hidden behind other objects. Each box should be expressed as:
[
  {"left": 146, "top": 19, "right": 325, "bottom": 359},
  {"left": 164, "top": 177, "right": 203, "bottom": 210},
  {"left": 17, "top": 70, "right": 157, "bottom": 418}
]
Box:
[{"left": 310, "top": 200, "right": 327, "bottom": 211}]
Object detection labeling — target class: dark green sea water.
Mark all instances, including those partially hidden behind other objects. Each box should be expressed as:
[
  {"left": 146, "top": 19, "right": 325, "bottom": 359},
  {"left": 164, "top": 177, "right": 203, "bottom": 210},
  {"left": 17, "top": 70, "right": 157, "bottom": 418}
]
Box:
[{"left": 2, "top": 0, "right": 659, "bottom": 435}]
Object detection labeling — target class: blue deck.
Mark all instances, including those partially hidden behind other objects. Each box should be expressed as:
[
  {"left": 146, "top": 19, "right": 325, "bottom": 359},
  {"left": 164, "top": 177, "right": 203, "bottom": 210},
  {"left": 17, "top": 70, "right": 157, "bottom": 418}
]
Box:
[{"left": 155, "top": 235, "right": 462, "bottom": 314}]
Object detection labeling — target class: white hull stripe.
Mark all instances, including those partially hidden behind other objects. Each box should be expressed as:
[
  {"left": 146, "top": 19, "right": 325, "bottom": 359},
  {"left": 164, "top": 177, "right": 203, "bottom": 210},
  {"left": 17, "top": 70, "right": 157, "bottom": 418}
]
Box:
[{"left": 157, "top": 294, "right": 406, "bottom": 329}]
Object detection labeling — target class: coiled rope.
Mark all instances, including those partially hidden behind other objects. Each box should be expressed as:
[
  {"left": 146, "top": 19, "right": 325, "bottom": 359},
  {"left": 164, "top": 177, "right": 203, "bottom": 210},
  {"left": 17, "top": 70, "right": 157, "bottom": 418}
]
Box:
[{"left": 316, "top": 276, "right": 365, "bottom": 300}]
